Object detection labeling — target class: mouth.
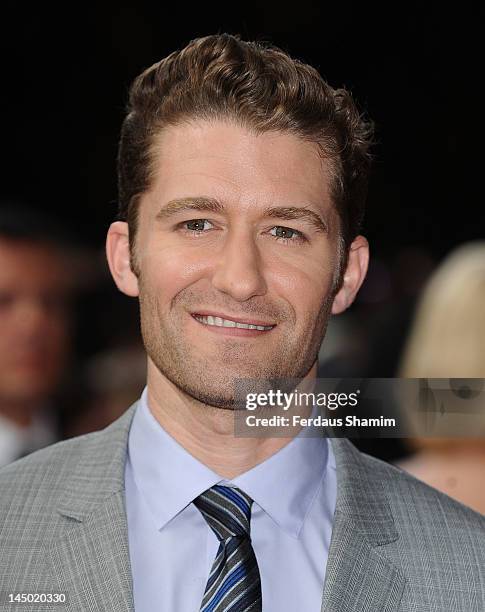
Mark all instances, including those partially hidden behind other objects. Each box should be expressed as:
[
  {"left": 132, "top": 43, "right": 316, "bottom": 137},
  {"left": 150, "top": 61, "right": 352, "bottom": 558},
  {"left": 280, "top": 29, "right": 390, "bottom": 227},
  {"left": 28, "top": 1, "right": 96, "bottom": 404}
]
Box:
[{"left": 191, "top": 311, "right": 276, "bottom": 333}]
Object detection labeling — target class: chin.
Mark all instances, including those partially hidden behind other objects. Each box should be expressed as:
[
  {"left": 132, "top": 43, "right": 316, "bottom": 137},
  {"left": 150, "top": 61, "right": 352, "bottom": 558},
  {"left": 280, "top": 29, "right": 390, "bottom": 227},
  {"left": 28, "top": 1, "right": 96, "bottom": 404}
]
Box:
[{"left": 180, "top": 384, "right": 240, "bottom": 411}]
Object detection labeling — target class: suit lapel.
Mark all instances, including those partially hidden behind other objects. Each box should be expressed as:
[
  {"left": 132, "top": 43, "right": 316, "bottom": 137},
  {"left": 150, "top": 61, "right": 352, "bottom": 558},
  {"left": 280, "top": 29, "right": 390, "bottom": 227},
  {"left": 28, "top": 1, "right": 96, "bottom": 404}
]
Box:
[
  {"left": 49, "top": 405, "right": 138, "bottom": 611},
  {"left": 321, "top": 510, "right": 406, "bottom": 612},
  {"left": 51, "top": 491, "right": 133, "bottom": 611},
  {"left": 321, "top": 439, "right": 407, "bottom": 612},
  {"left": 46, "top": 404, "right": 406, "bottom": 611}
]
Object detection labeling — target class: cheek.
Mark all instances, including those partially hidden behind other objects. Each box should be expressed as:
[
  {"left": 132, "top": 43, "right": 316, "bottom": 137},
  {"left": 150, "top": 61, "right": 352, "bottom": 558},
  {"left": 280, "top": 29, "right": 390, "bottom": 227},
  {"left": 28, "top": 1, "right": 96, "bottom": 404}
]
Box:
[
  {"left": 268, "top": 254, "right": 335, "bottom": 319},
  {"left": 0, "top": 310, "right": 27, "bottom": 351},
  {"left": 140, "top": 243, "right": 213, "bottom": 303},
  {"left": 0, "top": 324, "right": 10, "bottom": 363},
  {"left": 45, "top": 321, "right": 69, "bottom": 352}
]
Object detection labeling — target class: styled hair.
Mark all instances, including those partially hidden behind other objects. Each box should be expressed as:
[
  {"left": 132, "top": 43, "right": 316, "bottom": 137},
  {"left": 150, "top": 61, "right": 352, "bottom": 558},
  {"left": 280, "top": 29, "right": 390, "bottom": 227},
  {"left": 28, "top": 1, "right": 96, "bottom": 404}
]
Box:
[
  {"left": 398, "top": 242, "right": 485, "bottom": 449},
  {"left": 400, "top": 242, "right": 485, "bottom": 378},
  {"left": 0, "top": 203, "right": 69, "bottom": 249},
  {"left": 117, "top": 33, "right": 374, "bottom": 276}
]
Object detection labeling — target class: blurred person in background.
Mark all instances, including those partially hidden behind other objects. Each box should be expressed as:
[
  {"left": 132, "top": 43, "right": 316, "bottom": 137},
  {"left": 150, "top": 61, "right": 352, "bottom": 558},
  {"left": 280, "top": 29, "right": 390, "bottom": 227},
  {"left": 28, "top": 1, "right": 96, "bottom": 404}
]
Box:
[
  {"left": 67, "top": 343, "right": 146, "bottom": 437},
  {"left": 0, "top": 206, "right": 72, "bottom": 466},
  {"left": 397, "top": 242, "right": 485, "bottom": 514}
]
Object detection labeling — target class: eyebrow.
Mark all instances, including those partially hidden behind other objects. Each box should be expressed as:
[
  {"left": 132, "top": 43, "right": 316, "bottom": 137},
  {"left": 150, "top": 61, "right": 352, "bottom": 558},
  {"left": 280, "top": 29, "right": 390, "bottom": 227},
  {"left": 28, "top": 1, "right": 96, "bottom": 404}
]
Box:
[{"left": 156, "top": 196, "right": 328, "bottom": 233}]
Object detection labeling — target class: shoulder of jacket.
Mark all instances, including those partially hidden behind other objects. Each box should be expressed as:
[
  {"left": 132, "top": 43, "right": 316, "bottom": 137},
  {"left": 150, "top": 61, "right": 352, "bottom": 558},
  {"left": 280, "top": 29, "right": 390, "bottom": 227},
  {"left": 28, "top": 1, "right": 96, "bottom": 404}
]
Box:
[
  {"left": 0, "top": 430, "right": 102, "bottom": 494},
  {"left": 358, "top": 449, "right": 485, "bottom": 532}
]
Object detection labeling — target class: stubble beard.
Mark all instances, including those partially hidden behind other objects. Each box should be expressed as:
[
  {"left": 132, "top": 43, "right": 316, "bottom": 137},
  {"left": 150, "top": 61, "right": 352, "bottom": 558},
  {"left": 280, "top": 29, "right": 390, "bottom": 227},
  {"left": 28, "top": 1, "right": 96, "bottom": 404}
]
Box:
[{"left": 138, "top": 284, "right": 334, "bottom": 411}]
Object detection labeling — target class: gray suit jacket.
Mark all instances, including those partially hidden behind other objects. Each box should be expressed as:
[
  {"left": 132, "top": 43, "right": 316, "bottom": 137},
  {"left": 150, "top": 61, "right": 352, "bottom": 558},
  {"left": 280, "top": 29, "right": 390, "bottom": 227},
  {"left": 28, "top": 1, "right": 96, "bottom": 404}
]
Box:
[{"left": 0, "top": 402, "right": 484, "bottom": 611}]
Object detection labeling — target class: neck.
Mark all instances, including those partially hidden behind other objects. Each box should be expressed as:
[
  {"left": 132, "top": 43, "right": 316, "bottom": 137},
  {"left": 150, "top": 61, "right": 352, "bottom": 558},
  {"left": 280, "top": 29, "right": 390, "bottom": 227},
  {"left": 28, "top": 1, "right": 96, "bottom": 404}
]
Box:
[{"left": 146, "top": 360, "right": 318, "bottom": 479}]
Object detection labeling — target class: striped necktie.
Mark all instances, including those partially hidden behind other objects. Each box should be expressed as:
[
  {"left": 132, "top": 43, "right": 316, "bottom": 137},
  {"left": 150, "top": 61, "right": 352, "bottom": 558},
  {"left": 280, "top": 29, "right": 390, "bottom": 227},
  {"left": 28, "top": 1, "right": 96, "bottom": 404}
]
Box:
[{"left": 193, "top": 484, "right": 262, "bottom": 612}]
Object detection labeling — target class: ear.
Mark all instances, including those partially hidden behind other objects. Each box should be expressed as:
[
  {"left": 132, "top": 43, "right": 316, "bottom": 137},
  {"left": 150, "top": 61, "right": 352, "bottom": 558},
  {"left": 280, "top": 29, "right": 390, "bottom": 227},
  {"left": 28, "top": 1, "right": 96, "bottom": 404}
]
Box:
[
  {"left": 331, "top": 235, "right": 369, "bottom": 315},
  {"left": 106, "top": 221, "right": 139, "bottom": 297}
]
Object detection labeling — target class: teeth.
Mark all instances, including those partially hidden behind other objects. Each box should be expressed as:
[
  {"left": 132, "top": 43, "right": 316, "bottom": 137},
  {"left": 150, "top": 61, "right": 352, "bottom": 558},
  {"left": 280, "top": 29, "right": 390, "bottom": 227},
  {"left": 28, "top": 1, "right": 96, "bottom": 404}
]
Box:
[{"left": 195, "top": 315, "right": 273, "bottom": 331}]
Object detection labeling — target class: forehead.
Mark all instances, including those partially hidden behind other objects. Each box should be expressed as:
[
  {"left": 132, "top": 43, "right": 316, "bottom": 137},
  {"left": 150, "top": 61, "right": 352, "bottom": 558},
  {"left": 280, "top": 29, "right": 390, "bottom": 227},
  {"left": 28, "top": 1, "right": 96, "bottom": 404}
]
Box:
[
  {"left": 0, "top": 239, "right": 66, "bottom": 290},
  {"left": 146, "top": 120, "right": 334, "bottom": 214}
]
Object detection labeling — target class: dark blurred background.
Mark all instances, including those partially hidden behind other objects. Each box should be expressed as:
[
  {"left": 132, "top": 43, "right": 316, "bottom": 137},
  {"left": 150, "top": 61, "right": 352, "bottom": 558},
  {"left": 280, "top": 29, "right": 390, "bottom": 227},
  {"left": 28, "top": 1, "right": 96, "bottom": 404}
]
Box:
[
  {"left": 1, "top": 2, "right": 483, "bottom": 465},
  {"left": 2, "top": 2, "right": 483, "bottom": 252}
]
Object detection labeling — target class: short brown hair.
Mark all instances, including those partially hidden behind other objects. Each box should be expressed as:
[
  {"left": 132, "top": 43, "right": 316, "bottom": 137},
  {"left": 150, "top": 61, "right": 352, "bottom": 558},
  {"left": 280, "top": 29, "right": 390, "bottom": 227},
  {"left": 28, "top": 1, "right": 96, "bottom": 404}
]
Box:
[{"left": 117, "top": 33, "right": 374, "bottom": 273}]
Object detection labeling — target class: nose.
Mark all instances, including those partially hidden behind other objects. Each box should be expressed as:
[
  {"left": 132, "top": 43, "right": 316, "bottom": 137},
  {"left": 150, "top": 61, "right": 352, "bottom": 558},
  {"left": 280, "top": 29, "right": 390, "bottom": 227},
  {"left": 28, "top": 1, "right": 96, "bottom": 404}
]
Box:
[{"left": 211, "top": 228, "right": 267, "bottom": 301}]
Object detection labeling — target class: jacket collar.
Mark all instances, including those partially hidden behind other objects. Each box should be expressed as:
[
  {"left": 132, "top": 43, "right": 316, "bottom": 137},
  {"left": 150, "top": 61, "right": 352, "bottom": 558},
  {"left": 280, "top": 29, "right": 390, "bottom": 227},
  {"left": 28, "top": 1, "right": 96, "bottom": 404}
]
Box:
[
  {"left": 53, "top": 403, "right": 405, "bottom": 611},
  {"left": 56, "top": 404, "right": 397, "bottom": 537},
  {"left": 322, "top": 438, "right": 406, "bottom": 611},
  {"left": 56, "top": 403, "right": 138, "bottom": 521},
  {"left": 330, "top": 437, "right": 399, "bottom": 546}
]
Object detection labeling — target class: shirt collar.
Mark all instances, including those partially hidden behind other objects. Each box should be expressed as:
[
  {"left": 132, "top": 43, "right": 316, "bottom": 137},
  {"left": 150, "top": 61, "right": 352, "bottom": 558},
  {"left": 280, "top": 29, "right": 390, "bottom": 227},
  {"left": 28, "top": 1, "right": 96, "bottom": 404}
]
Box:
[
  {"left": 227, "top": 414, "right": 332, "bottom": 538},
  {"left": 128, "top": 388, "right": 221, "bottom": 530},
  {"left": 128, "top": 387, "right": 334, "bottom": 539}
]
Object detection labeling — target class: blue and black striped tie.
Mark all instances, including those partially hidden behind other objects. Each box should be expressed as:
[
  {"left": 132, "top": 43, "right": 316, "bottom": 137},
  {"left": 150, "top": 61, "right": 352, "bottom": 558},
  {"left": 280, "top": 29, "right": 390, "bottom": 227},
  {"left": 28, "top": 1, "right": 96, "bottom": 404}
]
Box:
[{"left": 194, "top": 484, "right": 262, "bottom": 612}]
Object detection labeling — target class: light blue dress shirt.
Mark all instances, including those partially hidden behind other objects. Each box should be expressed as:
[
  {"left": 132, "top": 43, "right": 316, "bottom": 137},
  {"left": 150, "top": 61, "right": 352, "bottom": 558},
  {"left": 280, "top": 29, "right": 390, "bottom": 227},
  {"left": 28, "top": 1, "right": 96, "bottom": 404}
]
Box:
[{"left": 124, "top": 388, "right": 337, "bottom": 611}]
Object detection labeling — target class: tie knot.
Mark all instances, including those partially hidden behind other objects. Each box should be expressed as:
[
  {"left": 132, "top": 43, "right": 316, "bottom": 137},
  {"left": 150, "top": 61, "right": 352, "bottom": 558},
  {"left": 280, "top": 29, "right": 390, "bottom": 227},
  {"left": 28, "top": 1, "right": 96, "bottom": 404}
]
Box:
[{"left": 194, "top": 484, "right": 254, "bottom": 540}]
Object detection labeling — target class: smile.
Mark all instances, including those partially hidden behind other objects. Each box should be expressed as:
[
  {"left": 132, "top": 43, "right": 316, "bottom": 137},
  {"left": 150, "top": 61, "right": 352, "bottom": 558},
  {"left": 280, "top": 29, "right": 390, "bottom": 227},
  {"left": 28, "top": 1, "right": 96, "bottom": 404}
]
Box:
[{"left": 192, "top": 314, "right": 275, "bottom": 331}]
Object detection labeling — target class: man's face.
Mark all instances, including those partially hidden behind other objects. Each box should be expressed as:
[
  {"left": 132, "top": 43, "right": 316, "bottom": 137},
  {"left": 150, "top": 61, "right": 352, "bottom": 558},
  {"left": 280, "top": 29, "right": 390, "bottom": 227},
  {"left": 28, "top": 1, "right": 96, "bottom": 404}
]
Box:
[
  {"left": 0, "top": 240, "right": 70, "bottom": 404},
  {"left": 125, "top": 121, "right": 345, "bottom": 408}
]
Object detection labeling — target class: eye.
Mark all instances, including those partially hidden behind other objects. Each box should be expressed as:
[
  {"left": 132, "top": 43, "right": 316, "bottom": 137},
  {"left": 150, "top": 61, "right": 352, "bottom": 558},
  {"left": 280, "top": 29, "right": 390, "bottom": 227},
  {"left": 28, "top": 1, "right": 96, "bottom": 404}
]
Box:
[
  {"left": 269, "top": 226, "right": 305, "bottom": 242},
  {"left": 183, "top": 219, "right": 214, "bottom": 232}
]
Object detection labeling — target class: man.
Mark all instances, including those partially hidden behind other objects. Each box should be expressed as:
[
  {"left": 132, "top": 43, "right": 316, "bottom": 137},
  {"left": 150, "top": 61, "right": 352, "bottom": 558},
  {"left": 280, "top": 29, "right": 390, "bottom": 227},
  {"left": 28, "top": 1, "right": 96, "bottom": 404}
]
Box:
[
  {"left": 0, "top": 34, "right": 484, "bottom": 612},
  {"left": 0, "top": 207, "right": 71, "bottom": 466}
]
